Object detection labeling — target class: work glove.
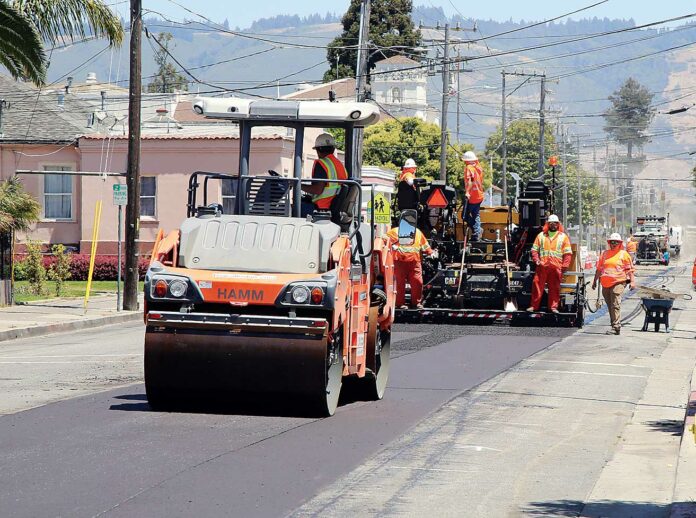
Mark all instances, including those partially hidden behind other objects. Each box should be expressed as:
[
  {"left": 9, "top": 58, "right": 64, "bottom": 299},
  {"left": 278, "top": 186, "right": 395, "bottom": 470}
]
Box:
[
  {"left": 406, "top": 178, "right": 414, "bottom": 186},
  {"left": 592, "top": 281, "right": 597, "bottom": 290},
  {"left": 431, "top": 249, "right": 439, "bottom": 259}
]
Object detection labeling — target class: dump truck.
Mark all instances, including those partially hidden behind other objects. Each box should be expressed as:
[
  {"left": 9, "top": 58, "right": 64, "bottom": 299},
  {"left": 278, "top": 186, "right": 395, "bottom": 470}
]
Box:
[
  {"left": 143, "top": 97, "right": 395, "bottom": 416},
  {"left": 395, "top": 179, "right": 586, "bottom": 327}
]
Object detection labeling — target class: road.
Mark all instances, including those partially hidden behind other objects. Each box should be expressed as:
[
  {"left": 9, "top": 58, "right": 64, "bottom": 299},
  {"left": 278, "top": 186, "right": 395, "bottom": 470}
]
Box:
[
  {"left": 0, "top": 317, "right": 570, "bottom": 517},
  {"left": 0, "top": 263, "right": 692, "bottom": 517}
]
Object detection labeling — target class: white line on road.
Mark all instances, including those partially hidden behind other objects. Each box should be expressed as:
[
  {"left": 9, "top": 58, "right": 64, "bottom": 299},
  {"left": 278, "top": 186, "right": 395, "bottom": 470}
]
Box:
[
  {"left": 455, "top": 445, "right": 503, "bottom": 452},
  {"left": 0, "top": 354, "right": 141, "bottom": 359},
  {"left": 469, "top": 419, "right": 544, "bottom": 427},
  {"left": 524, "top": 359, "right": 651, "bottom": 369},
  {"left": 0, "top": 360, "right": 140, "bottom": 364},
  {"left": 526, "top": 369, "right": 647, "bottom": 379}
]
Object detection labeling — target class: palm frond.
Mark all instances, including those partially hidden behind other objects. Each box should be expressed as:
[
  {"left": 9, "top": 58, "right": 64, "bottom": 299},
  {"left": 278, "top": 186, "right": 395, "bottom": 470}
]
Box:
[
  {"left": 0, "top": 177, "right": 40, "bottom": 233},
  {"left": 0, "top": 1, "right": 46, "bottom": 85},
  {"left": 13, "top": 0, "right": 124, "bottom": 47}
]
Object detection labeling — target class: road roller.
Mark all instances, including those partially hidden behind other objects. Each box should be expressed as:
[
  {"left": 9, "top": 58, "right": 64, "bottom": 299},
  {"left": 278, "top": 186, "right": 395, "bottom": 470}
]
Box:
[{"left": 143, "top": 97, "right": 395, "bottom": 416}]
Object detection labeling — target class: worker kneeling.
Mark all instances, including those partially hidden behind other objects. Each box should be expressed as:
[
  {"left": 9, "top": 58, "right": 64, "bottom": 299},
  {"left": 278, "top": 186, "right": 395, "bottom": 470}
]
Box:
[
  {"left": 592, "top": 233, "right": 636, "bottom": 335},
  {"left": 527, "top": 214, "right": 573, "bottom": 314},
  {"left": 388, "top": 212, "right": 436, "bottom": 310}
]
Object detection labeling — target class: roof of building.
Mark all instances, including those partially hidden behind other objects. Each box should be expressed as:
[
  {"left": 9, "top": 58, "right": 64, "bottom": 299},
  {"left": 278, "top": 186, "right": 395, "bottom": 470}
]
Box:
[
  {"left": 0, "top": 75, "right": 97, "bottom": 144},
  {"left": 374, "top": 55, "right": 421, "bottom": 66},
  {"left": 284, "top": 78, "right": 356, "bottom": 102}
]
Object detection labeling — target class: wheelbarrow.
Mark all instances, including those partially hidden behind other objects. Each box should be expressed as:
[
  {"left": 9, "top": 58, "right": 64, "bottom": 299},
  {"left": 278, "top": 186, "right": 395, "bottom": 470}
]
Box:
[{"left": 640, "top": 297, "right": 674, "bottom": 333}]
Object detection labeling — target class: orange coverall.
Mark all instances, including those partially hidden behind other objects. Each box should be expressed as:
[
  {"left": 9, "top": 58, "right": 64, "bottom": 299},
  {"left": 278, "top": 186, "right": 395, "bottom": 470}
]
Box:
[
  {"left": 387, "top": 227, "right": 433, "bottom": 307},
  {"left": 529, "top": 224, "right": 573, "bottom": 311}
]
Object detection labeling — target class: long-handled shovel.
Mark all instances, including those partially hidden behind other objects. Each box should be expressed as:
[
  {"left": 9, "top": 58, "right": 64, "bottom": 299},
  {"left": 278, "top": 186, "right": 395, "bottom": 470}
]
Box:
[
  {"left": 503, "top": 227, "right": 518, "bottom": 312},
  {"left": 456, "top": 197, "right": 470, "bottom": 297}
]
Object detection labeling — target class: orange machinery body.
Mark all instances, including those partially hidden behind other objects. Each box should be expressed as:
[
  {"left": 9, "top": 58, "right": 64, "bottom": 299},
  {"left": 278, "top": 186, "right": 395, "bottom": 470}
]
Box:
[{"left": 145, "top": 225, "right": 395, "bottom": 406}]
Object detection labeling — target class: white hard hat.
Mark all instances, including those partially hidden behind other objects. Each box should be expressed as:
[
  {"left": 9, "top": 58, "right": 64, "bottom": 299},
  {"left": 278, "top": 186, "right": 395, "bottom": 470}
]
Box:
[
  {"left": 403, "top": 158, "right": 416, "bottom": 168},
  {"left": 608, "top": 232, "right": 623, "bottom": 242},
  {"left": 547, "top": 214, "right": 560, "bottom": 223},
  {"left": 313, "top": 132, "right": 336, "bottom": 149},
  {"left": 463, "top": 151, "right": 478, "bottom": 162}
]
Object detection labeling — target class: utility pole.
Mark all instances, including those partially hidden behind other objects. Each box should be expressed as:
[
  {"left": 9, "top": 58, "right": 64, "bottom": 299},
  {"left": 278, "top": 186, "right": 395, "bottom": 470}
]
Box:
[
  {"left": 537, "top": 75, "right": 546, "bottom": 178},
  {"left": 123, "top": 0, "right": 142, "bottom": 311},
  {"left": 355, "top": 0, "right": 371, "bottom": 103},
  {"left": 576, "top": 134, "right": 583, "bottom": 249},
  {"left": 501, "top": 71, "right": 507, "bottom": 202},
  {"left": 561, "top": 126, "right": 568, "bottom": 225},
  {"left": 438, "top": 23, "right": 450, "bottom": 181},
  {"left": 456, "top": 46, "right": 461, "bottom": 144}
]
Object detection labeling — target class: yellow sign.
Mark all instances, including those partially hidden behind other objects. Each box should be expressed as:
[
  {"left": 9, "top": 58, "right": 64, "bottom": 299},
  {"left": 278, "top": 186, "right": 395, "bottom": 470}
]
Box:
[{"left": 367, "top": 193, "right": 391, "bottom": 224}]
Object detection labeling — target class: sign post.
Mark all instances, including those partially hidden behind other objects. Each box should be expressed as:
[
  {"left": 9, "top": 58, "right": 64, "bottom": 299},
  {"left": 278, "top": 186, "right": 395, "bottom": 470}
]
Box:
[
  {"left": 366, "top": 193, "right": 391, "bottom": 225},
  {"left": 113, "top": 184, "right": 128, "bottom": 311}
]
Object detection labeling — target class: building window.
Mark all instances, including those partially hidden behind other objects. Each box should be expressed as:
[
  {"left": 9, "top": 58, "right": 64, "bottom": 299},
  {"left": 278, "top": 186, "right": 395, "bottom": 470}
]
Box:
[
  {"left": 391, "top": 87, "right": 401, "bottom": 104},
  {"left": 140, "top": 177, "right": 156, "bottom": 217},
  {"left": 222, "top": 179, "right": 237, "bottom": 214},
  {"left": 43, "top": 166, "right": 73, "bottom": 220}
]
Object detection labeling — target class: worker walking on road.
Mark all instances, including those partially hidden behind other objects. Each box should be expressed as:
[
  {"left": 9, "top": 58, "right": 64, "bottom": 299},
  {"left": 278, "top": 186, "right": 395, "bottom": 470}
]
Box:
[
  {"left": 463, "top": 151, "right": 484, "bottom": 241},
  {"left": 301, "top": 133, "right": 347, "bottom": 216},
  {"left": 527, "top": 214, "right": 573, "bottom": 313},
  {"left": 592, "top": 233, "right": 636, "bottom": 335},
  {"left": 626, "top": 235, "right": 637, "bottom": 262},
  {"left": 387, "top": 226, "right": 435, "bottom": 310}
]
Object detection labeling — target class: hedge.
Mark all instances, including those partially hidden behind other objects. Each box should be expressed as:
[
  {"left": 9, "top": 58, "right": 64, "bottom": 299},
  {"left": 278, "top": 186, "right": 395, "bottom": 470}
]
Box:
[{"left": 13, "top": 254, "right": 149, "bottom": 281}]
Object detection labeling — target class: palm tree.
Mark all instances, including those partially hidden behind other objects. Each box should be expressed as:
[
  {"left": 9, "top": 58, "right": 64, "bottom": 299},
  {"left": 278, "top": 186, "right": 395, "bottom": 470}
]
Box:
[
  {"left": 0, "top": 0, "right": 124, "bottom": 86},
  {"left": 0, "top": 177, "right": 40, "bottom": 234}
]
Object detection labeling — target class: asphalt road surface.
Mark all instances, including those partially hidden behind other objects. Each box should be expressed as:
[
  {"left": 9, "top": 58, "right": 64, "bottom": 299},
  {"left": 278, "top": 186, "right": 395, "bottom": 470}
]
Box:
[{"left": 0, "top": 320, "right": 572, "bottom": 518}]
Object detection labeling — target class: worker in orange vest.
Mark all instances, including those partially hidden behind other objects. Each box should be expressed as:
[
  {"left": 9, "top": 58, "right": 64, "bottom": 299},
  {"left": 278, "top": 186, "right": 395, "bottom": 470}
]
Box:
[
  {"left": 463, "top": 151, "right": 484, "bottom": 241},
  {"left": 397, "top": 158, "right": 419, "bottom": 211},
  {"left": 527, "top": 214, "right": 573, "bottom": 313},
  {"left": 625, "top": 235, "right": 637, "bottom": 262},
  {"left": 592, "top": 233, "right": 636, "bottom": 335},
  {"left": 301, "top": 133, "right": 347, "bottom": 216},
  {"left": 387, "top": 226, "right": 435, "bottom": 309}
]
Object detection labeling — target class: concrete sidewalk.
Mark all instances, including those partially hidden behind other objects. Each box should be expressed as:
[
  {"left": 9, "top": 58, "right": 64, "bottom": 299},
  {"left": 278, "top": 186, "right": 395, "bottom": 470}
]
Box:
[
  {"left": 0, "top": 294, "right": 142, "bottom": 342},
  {"left": 292, "top": 264, "right": 696, "bottom": 517}
]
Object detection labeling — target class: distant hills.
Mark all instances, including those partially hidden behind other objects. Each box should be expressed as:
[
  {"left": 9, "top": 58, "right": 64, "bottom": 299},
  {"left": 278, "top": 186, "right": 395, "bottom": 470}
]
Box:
[{"left": 43, "top": 6, "right": 696, "bottom": 154}]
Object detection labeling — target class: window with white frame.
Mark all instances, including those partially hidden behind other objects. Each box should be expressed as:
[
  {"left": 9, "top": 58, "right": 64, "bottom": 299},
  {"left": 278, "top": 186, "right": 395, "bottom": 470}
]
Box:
[
  {"left": 391, "top": 87, "right": 401, "bottom": 104},
  {"left": 140, "top": 177, "right": 156, "bottom": 217},
  {"left": 43, "top": 166, "right": 73, "bottom": 220}
]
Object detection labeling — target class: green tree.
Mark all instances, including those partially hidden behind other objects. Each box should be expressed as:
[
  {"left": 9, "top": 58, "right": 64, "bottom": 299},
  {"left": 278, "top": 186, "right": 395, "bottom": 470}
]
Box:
[
  {"left": 324, "top": 0, "right": 422, "bottom": 82},
  {"left": 362, "top": 117, "right": 490, "bottom": 190},
  {"left": 485, "top": 119, "right": 558, "bottom": 202},
  {"left": 24, "top": 240, "right": 45, "bottom": 295},
  {"left": 603, "top": 77, "right": 654, "bottom": 158},
  {"left": 47, "top": 244, "right": 71, "bottom": 297},
  {"left": 0, "top": 0, "right": 124, "bottom": 86},
  {"left": 147, "top": 32, "right": 188, "bottom": 93}
]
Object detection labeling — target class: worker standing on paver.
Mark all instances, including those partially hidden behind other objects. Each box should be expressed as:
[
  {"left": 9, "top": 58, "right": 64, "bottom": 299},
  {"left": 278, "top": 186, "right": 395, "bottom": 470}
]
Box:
[
  {"left": 527, "top": 214, "right": 573, "bottom": 314},
  {"left": 397, "top": 158, "right": 419, "bottom": 211},
  {"left": 592, "top": 232, "right": 636, "bottom": 335},
  {"left": 387, "top": 226, "right": 435, "bottom": 310},
  {"left": 463, "top": 151, "right": 484, "bottom": 241}
]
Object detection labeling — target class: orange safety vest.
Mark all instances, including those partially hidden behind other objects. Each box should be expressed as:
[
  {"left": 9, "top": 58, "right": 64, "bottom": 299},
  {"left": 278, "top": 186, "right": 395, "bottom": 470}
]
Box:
[
  {"left": 387, "top": 227, "right": 432, "bottom": 262},
  {"left": 626, "top": 240, "right": 637, "bottom": 253},
  {"left": 400, "top": 167, "right": 417, "bottom": 183},
  {"left": 464, "top": 162, "right": 484, "bottom": 204},
  {"left": 532, "top": 230, "right": 572, "bottom": 268},
  {"left": 312, "top": 154, "right": 348, "bottom": 209},
  {"left": 597, "top": 248, "right": 633, "bottom": 288}
]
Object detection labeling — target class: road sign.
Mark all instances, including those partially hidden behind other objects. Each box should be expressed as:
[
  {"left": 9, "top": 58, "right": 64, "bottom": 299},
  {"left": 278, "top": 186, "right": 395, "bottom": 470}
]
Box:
[
  {"left": 612, "top": 203, "right": 626, "bottom": 209},
  {"left": 367, "top": 193, "right": 391, "bottom": 224},
  {"left": 112, "top": 184, "right": 127, "bottom": 206}
]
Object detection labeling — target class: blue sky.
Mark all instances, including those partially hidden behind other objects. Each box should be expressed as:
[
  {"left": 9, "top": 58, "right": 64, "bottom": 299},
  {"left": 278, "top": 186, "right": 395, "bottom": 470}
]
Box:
[{"left": 138, "top": 1, "right": 694, "bottom": 29}]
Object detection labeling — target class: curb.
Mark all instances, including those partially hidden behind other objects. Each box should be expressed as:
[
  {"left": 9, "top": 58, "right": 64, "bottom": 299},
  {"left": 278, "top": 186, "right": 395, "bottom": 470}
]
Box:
[
  {"left": 671, "top": 369, "right": 696, "bottom": 517},
  {"left": 0, "top": 311, "right": 142, "bottom": 343}
]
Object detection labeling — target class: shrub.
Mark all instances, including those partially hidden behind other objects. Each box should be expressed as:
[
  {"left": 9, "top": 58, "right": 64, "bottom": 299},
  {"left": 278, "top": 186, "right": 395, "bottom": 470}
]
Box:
[
  {"left": 24, "top": 241, "right": 46, "bottom": 295},
  {"left": 14, "top": 254, "right": 150, "bottom": 282},
  {"left": 47, "top": 244, "right": 72, "bottom": 296}
]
